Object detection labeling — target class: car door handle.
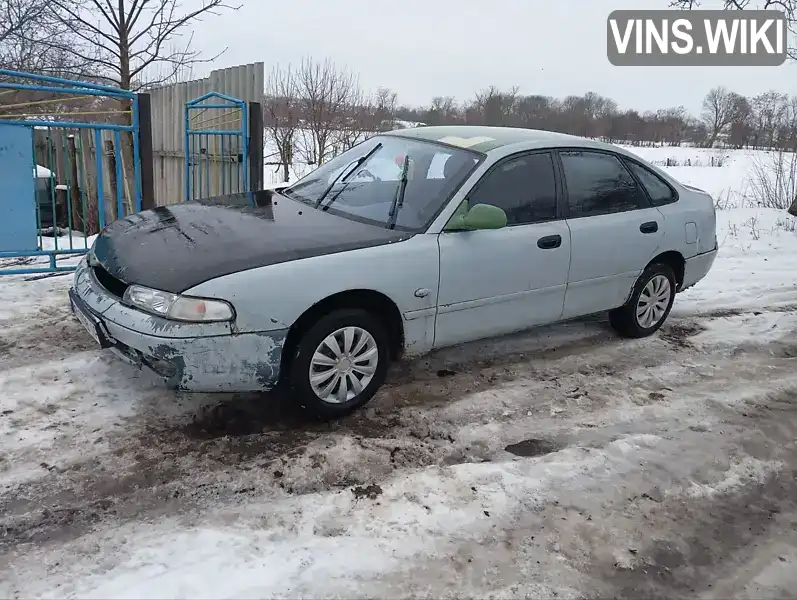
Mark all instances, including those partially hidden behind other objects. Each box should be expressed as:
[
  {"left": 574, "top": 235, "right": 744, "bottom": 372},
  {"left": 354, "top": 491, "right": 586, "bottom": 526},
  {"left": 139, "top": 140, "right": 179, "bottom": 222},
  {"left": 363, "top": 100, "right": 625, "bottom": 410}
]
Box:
[
  {"left": 640, "top": 221, "right": 659, "bottom": 234},
  {"left": 537, "top": 234, "right": 562, "bottom": 249}
]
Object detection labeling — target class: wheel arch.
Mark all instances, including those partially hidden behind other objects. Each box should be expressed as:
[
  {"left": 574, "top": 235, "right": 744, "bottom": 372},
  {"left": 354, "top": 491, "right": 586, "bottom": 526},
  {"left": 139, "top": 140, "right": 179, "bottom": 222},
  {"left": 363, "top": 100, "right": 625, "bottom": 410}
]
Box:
[
  {"left": 279, "top": 289, "right": 405, "bottom": 382},
  {"left": 648, "top": 250, "right": 685, "bottom": 290}
]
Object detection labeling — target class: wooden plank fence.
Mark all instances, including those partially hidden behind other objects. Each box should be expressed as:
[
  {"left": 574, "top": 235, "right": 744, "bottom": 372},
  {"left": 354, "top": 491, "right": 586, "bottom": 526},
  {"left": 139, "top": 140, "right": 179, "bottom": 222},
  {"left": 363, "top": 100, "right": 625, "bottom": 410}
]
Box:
[{"left": 33, "top": 127, "right": 135, "bottom": 236}]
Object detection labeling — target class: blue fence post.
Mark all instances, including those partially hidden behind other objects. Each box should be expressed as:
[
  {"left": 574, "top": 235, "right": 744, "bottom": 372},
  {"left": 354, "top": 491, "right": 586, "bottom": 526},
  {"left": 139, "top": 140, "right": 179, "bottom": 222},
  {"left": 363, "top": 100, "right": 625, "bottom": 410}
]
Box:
[
  {"left": 113, "top": 130, "right": 124, "bottom": 218},
  {"left": 131, "top": 94, "right": 143, "bottom": 212},
  {"left": 95, "top": 129, "right": 106, "bottom": 230},
  {"left": 184, "top": 104, "right": 191, "bottom": 202},
  {"left": 242, "top": 102, "right": 249, "bottom": 195}
]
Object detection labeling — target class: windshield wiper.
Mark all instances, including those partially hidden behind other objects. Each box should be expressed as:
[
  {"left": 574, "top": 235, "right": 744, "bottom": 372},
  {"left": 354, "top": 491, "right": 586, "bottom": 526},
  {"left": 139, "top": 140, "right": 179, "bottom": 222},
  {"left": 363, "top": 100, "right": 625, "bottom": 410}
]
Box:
[
  {"left": 313, "top": 142, "right": 383, "bottom": 209},
  {"left": 387, "top": 154, "right": 410, "bottom": 229}
]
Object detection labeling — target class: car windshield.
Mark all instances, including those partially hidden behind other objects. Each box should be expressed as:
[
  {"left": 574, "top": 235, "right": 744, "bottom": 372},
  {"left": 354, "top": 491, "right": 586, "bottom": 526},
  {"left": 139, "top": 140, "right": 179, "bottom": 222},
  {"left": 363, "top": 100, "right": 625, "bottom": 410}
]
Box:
[{"left": 281, "top": 135, "right": 483, "bottom": 232}]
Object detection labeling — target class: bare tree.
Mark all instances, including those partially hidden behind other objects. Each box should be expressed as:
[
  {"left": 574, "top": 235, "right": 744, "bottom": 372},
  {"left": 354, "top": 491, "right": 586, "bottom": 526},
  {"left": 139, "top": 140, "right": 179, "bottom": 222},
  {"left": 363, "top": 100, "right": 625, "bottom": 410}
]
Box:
[
  {"left": 333, "top": 85, "right": 373, "bottom": 153},
  {"left": 590, "top": 94, "right": 620, "bottom": 140},
  {"left": 0, "top": 0, "right": 108, "bottom": 126},
  {"left": 513, "top": 95, "right": 558, "bottom": 131},
  {"left": 654, "top": 106, "right": 689, "bottom": 146},
  {"left": 265, "top": 64, "right": 301, "bottom": 183},
  {"left": 295, "top": 56, "right": 360, "bottom": 165},
  {"left": 701, "top": 86, "right": 736, "bottom": 147},
  {"left": 334, "top": 86, "right": 399, "bottom": 152},
  {"left": 0, "top": 0, "right": 92, "bottom": 77},
  {"left": 559, "top": 94, "right": 596, "bottom": 137},
  {"left": 466, "top": 86, "right": 518, "bottom": 126},
  {"left": 424, "top": 96, "right": 460, "bottom": 125},
  {"left": 780, "top": 95, "right": 797, "bottom": 150},
  {"left": 670, "top": 0, "right": 796, "bottom": 60},
  {"left": 751, "top": 90, "right": 787, "bottom": 148},
  {"left": 687, "top": 118, "right": 710, "bottom": 147},
  {"left": 44, "top": 0, "right": 239, "bottom": 91},
  {"left": 726, "top": 93, "right": 755, "bottom": 148},
  {"left": 372, "top": 86, "right": 398, "bottom": 131},
  {"left": 0, "top": 0, "right": 47, "bottom": 46}
]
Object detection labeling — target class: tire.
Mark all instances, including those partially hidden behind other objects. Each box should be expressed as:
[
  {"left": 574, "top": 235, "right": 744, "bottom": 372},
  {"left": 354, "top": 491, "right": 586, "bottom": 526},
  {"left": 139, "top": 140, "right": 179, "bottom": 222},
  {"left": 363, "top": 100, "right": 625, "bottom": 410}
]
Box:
[
  {"left": 289, "top": 308, "right": 390, "bottom": 420},
  {"left": 609, "top": 263, "right": 676, "bottom": 339}
]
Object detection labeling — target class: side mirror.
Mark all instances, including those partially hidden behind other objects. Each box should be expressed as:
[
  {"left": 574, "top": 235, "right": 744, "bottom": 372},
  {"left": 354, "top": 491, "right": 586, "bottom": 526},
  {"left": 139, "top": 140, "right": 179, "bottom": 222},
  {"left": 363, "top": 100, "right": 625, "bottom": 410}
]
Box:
[{"left": 445, "top": 202, "right": 507, "bottom": 231}]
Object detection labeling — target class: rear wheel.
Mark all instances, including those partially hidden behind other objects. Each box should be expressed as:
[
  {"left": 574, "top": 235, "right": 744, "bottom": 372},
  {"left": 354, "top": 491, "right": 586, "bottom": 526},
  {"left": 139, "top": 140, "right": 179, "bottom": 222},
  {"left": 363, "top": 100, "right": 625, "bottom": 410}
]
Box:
[
  {"left": 609, "top": 263, "right": 676, "bottom": 338},
  {"left": 289, "top": 309, "right": 390, "bottom": 420}
]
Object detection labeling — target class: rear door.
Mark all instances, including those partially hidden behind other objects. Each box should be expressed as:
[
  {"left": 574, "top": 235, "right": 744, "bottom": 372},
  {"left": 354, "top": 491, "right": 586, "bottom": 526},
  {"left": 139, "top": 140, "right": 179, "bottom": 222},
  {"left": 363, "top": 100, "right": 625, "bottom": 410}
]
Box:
[
  {"left": 434, "top": 151, "right": 571, "bottom": 348},
  {"left": 557, "top": 149, "right": 664, "bottom": 319}
]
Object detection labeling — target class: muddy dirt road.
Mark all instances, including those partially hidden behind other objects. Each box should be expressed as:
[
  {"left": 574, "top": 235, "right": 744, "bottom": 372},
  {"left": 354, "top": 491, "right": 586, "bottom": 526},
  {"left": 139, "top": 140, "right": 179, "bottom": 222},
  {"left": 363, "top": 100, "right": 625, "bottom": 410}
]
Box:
[{"left": 1, "top": 285, "right": 797, "bottom": 598}]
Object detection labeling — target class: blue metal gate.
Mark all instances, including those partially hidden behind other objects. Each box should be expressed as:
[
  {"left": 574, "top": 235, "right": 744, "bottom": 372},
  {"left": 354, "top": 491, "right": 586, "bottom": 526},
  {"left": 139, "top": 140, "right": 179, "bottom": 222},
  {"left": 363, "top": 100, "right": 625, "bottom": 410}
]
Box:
[
  {"left": 184, "top": 92, "right": 249, "bottom": 202},
  {"left": 0, "top": 69, "right": 142, "bottom": 276},
  {"left": 0, "top": 124, "right": 37, "bottom": 252}
]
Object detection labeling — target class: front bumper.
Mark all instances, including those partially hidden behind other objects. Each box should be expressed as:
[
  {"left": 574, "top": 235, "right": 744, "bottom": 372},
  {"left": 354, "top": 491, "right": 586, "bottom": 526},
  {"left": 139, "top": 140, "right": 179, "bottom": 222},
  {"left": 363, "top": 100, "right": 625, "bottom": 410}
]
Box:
[{"left": 69, "top": 260, "right": 287, "bottom": 392}]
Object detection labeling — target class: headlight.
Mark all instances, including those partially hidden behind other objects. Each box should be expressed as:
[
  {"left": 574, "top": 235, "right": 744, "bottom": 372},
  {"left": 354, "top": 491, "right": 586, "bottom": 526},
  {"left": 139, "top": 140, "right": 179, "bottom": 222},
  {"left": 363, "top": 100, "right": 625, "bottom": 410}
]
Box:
[{"left": 123, "top": 284, "right": 234, "bottom": 322}]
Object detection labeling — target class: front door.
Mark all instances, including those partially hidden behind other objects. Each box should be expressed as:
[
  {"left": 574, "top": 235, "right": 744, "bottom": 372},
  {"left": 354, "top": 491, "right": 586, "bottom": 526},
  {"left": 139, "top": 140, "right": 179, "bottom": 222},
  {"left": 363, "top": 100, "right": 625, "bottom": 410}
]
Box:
[
  {"left": 434, "top": 151, "right": 572, "bottom": 348},
  {"left": 558, "top": 149, "right": 664, "bottom": 319}
]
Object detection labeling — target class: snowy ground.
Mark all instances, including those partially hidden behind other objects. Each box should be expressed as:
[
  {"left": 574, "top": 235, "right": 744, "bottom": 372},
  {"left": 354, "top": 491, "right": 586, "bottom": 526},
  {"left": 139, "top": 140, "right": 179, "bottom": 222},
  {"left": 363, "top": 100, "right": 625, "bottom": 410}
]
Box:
[{"left": 2, "top": 146, "right": 797, "bottom": 598}]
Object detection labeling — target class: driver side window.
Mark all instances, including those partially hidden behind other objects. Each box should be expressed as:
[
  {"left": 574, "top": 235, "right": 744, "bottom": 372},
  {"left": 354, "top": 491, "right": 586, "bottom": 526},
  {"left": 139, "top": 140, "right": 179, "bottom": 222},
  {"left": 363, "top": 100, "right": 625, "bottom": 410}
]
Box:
[{"left": 466, "top": 152, "right": 558, "bottom": 226}]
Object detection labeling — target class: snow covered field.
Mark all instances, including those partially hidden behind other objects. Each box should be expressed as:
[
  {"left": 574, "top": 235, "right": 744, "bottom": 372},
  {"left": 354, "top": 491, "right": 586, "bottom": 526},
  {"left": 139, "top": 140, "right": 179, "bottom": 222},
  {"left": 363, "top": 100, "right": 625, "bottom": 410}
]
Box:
[{"left": 2, "top": 144, "right": 797, "bottom": 598}]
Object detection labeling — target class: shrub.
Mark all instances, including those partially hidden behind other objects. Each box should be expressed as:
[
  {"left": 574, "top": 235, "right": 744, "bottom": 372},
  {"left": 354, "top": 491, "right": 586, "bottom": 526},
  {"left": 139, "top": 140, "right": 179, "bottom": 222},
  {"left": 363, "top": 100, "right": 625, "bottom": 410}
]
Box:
[{"left": 749, "top": 150, "right": 797, "bottom": 211}]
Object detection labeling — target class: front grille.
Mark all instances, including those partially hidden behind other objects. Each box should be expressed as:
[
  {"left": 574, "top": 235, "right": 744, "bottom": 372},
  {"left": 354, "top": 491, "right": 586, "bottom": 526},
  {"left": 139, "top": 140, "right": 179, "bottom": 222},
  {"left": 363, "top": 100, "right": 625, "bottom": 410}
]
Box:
[{"left": 93, "top": 265, "right": 129, "bottom": 298}]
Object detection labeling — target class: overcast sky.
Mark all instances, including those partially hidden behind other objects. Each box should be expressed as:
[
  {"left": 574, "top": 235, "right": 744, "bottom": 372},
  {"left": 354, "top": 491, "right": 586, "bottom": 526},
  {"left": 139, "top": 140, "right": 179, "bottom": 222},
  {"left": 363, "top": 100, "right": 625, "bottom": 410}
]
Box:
[{"left": 189, "top": 0, "right": 796, "bottom": 116}]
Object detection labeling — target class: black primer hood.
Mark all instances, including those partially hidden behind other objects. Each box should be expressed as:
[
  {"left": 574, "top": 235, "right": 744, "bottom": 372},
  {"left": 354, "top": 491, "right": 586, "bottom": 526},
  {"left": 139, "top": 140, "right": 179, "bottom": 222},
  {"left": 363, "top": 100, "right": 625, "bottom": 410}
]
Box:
[{"left": 91, "top": 190, "right": 413, "bottom": 294}]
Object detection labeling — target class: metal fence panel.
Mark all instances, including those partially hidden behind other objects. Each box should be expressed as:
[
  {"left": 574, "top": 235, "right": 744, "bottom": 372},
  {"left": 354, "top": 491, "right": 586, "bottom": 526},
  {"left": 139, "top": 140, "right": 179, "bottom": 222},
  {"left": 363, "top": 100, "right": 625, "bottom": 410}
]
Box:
[
  {"left": 149, "top": 62, "right": 264, "bottom": 206},
  {"left": 0, "top": 69, "right": 141, "bottom": 275},
  {"left": 0, "top": 124, "right": 37, "bottom": 252}
]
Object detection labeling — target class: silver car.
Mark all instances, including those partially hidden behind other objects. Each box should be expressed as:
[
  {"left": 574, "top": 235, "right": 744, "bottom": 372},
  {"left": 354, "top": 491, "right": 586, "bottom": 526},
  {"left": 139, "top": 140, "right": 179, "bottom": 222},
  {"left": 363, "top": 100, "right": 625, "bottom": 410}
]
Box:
[{"left": 69, "top": 126, "right": 718, "bottom": 419}]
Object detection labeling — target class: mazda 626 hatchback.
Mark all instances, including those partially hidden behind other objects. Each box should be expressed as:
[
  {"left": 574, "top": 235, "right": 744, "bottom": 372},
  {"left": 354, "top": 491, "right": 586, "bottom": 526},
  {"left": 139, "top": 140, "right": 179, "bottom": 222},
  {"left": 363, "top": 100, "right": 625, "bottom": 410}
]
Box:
[{"left": 69, "top": 126, "right": 718, "bottom": 419}]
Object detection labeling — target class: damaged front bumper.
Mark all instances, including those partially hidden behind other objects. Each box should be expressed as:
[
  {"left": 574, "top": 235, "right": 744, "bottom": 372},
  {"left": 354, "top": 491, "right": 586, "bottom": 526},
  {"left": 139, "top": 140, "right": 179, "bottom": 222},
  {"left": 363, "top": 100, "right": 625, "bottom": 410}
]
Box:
[{"left": 68, "top": 259, "right": 287, "bottom": 392}]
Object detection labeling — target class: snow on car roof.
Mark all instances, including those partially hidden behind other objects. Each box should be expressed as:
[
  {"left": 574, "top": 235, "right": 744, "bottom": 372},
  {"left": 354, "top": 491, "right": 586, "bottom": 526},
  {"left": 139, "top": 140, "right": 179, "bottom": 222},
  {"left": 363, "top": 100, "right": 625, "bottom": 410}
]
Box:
[{"left": 387, "top": 125, "right": 588, "bottom": 153}]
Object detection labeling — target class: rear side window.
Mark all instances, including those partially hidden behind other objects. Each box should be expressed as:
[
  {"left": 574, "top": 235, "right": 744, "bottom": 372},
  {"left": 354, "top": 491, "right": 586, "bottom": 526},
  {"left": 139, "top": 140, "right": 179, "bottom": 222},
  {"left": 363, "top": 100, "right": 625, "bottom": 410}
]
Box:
[
  {"left": 625, "top": 160, "right": 677, "bottom": 206},
  {"left": 560, "top": 151, "right": 640, "bottom": 218}
]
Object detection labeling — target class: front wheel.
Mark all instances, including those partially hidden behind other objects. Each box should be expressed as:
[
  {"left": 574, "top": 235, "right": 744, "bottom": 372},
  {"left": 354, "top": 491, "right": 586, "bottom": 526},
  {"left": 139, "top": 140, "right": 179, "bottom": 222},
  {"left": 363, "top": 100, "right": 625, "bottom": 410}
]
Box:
[
  {"left": 289, "top": 309, "right": 390, "bottom": 420},
  {"left": 609, "top": 263, "right": 676, "bottom": 338}
]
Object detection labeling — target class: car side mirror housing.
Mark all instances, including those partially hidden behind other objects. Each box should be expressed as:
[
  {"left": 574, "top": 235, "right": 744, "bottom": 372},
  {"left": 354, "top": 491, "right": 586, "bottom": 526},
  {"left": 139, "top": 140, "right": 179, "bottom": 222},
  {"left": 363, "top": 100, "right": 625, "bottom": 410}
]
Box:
[{"left": 444, "top": 202, "right": 507, "bottom": 231}]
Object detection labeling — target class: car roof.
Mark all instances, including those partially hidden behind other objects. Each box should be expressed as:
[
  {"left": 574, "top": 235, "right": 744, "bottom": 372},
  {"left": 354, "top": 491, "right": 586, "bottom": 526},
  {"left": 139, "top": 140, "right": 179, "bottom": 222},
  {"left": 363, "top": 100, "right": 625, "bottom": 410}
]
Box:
[{"left": 387, "top": 125, "right": 626, "bottom": 155}]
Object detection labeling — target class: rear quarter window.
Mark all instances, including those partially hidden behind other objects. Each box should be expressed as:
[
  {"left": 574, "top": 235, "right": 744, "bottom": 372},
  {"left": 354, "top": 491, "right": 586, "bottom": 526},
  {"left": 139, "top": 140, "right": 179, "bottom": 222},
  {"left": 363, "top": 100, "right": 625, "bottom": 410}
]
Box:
[{"left": 624, "top": 160, "right": 678, "bottom": 207}]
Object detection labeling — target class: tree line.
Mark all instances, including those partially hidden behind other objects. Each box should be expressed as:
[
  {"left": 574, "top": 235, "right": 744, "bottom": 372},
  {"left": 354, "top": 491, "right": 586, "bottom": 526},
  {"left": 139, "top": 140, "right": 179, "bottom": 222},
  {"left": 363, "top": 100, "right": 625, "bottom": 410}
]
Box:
[{"left": 264, "top": 55, "right": 797, "bottom": 180}]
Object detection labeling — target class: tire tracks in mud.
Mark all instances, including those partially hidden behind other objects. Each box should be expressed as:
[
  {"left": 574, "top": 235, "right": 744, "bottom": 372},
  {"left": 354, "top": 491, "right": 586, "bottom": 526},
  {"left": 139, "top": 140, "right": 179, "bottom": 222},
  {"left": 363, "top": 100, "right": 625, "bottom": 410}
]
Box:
[
  {"left": 307, "top": 386, "right": 797, "bottom": 599},
  {"left": 0, "top": 304, "right": 97, "bottom": 371},
  {"left": 586, "top": 433, "right": 797, "bottom": 597},
  {"left": 2, "top": 308, "right": 797, "bottom": 555},
  {"left": 2, "top": 300, "right": 792, "bottom": 372}
]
